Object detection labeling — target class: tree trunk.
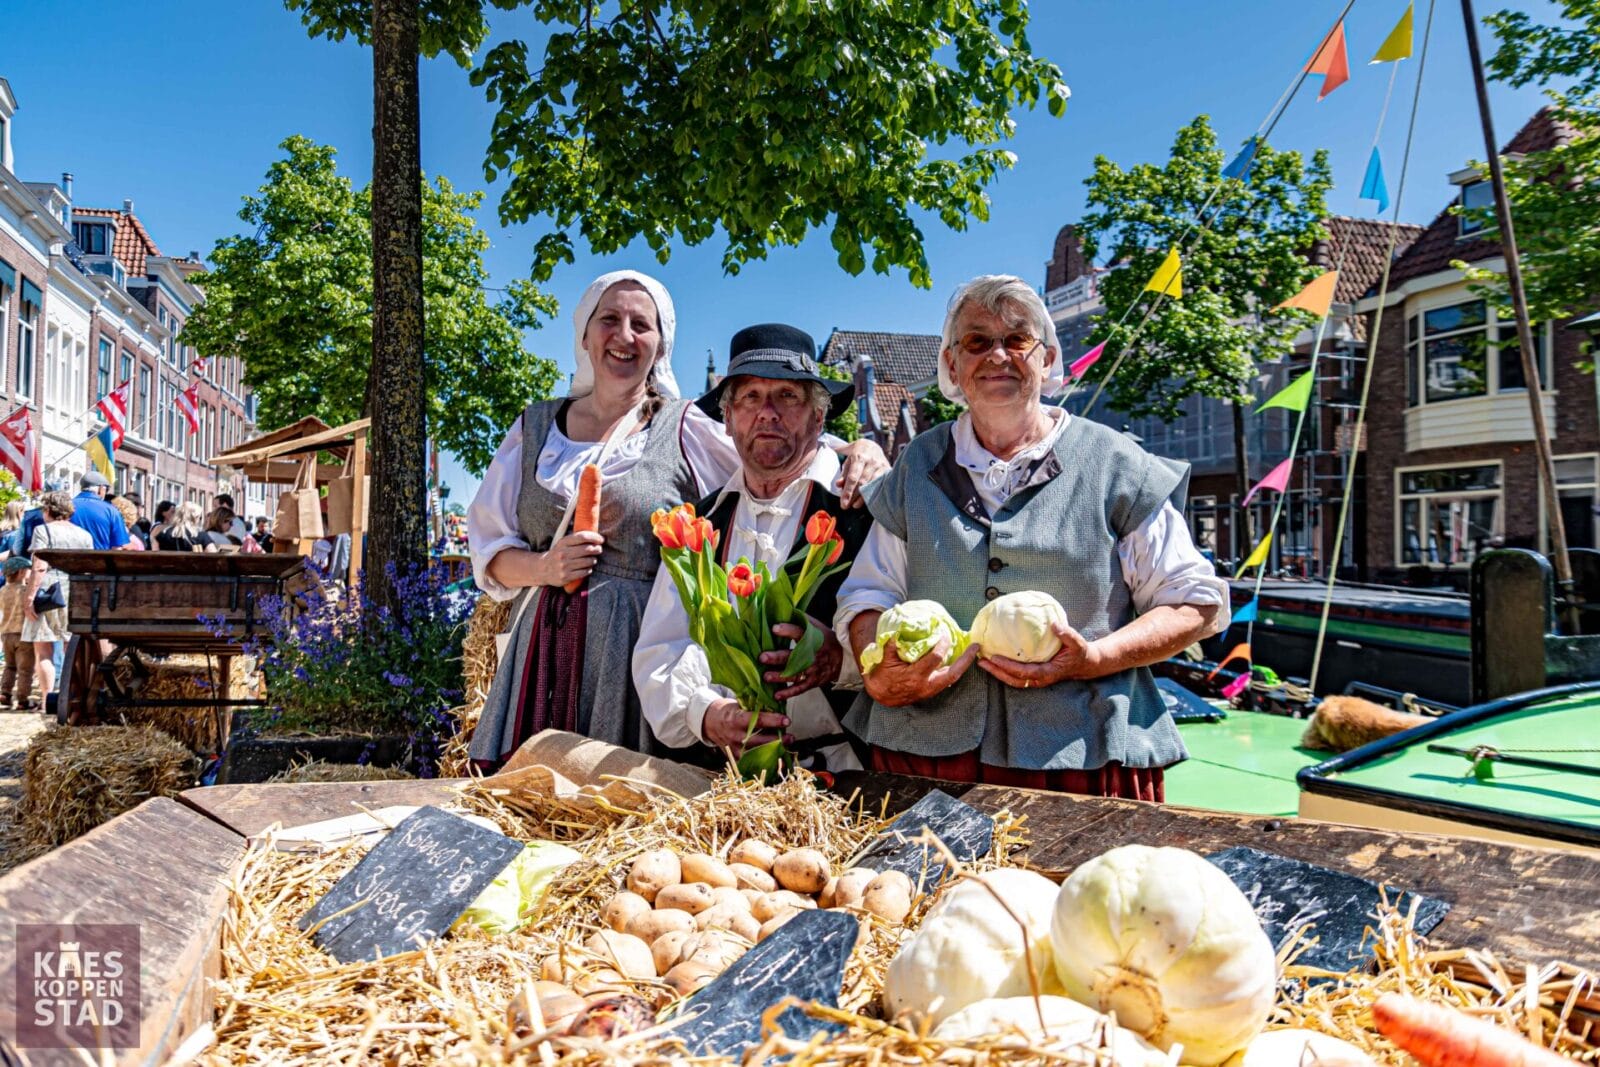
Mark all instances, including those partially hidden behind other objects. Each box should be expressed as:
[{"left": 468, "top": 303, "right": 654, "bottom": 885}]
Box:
[
  {"left": 367, "top": 0, "right": 427, "bottom": 608},
  {"left": 1232, "top": 396, "right": 1254, "bottom": 560}
]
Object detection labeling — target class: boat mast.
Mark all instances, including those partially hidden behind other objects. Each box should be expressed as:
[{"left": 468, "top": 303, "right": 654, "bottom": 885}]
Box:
[{"left": 1459, "top": 0, "right": 1573, "bottom": 590}]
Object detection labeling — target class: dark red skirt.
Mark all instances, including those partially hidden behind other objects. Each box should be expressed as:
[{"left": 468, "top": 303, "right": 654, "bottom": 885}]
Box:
[
  {"left": 473, "top": 586, "right": 589, "bottom": 772},
  {"left": 867, "top": 745, "right": 1164, "bottom": 802}
]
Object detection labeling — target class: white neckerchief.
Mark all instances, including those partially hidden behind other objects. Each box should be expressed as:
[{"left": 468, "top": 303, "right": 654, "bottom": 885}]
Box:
[
  {"left": 953, "top": 407, "right": 1069, "bottom": 512},
  {"left": 715, "top": 448, "right": 840, "bottom": 566}
]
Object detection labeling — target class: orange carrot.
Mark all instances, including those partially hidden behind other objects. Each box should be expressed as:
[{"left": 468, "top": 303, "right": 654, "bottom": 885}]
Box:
[
  {"left": 1372, "top": 993, "right": 1573, "bottom": 1067},
  {"left": 564, "top": 464, "right": 602, "bottom": 594}
]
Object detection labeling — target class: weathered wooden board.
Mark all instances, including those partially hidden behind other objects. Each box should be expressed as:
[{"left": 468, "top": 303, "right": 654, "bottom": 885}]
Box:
[
  {"left": 0, "top": 797, "right": 245, "bottom": 1066},
  {"left": 179, "top": 778, "right": 468, "bottom": 839},
  {"left": 835, "top": 772, "right": 1600, "bottom": 973}
]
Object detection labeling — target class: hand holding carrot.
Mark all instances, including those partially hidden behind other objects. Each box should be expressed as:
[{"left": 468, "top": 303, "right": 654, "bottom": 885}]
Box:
[{"left": 563, "top": 464, "right": 603, "bottom": 594}]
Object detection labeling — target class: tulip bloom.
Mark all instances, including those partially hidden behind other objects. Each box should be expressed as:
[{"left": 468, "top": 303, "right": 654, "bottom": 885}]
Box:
[
  {"left": 804, "top": 511, "right": 838, "bottom": 546},
  {"left": 826, "top": 537, "right": 844, "bottom": 565},
  {"left": 727, "top": 562, "right": 762, "bottom": 597},
  {"left": 686, "top": 517, "right": 716, "bottom": 553},
  {"left": 651, "top": 504, "right": 698, "bottom": 550}
]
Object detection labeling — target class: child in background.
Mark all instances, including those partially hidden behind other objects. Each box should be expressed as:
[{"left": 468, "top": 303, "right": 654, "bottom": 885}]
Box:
[{"left": 0, "top": 555, "right": 36, "bottom": 709}]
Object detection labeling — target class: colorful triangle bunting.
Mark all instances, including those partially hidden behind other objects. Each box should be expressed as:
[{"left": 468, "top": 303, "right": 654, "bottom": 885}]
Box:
[
  {"left": 1371, "top": 4, "right": 1414, "bottom": 63},
  {"left": 1241, "top": 458, "right": 1294, "bottom": 508},
  {"left": 1070, "top": 341, "right": 1106, "bottom": 379},
  {"left": 1360, "top": 146, "right": 1391, "bottom": 213},
  {"left": 1257, "top": 370, "right": 1315, "bottom": 414},
  {"left": 1233, "top": 598, "right": 1259, "bottom": 624},
  {"left": 1144, "top": 248, "right": 1183, "bottom": 298},
  {"left": 1274, "top": 272, "right": 1339, "bottom": 318},
  {"left": 1306, "top": 21, "right": 1351, "bottom": 99},
  {"left": 1221, "top": 673, "right": 1252, "bottom": 700},
  {"left": 1236, "top": 533, "right": 1273, "bottom": 577},
  {"left": 1222, "top": 137, "right": 1260, "bottom": 182},
  {"left": 1208, "top": 641, "right": 1253, "bottom": 680}
]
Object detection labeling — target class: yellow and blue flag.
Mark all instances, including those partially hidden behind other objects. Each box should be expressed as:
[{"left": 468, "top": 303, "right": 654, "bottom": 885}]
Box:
[{"left": 84, "top": 425, "right": 116, "bottom": 483}]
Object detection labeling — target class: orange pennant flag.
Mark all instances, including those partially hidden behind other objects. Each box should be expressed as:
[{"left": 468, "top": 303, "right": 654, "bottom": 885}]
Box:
[
  {"left": 1306, "top": 22, "right": 1351, "bottom": 99},
  {"left": 1208, "top": 642, "right": 1253, "bottom": 681},
  {"left": 1274, "top": 271, "right": 1339, "bottom": 317}
]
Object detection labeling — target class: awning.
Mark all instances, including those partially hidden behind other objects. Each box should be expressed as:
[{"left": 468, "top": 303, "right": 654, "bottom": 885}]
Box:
[
  {"left": 0, "top": 258, "right": 14, "bottom": 291},
  {"left": 19, "top": 277, "right": 42, "bottom": 311},
  {"left": 1567, "top": 310, "right": 1600, "bottom": 330}
]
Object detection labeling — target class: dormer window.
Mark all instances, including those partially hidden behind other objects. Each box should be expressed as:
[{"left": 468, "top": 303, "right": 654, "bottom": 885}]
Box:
[
  {"left": 1458, "top": 181, "right": 1495, "bottom": 237},
  {"left": 72, "top": 221, "right": 109, "bottom": 255}
]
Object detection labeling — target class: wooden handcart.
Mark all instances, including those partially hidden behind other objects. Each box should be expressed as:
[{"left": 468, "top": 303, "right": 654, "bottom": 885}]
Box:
[{"left": 33, "top": 549, "right": 313, "bottom": 732}]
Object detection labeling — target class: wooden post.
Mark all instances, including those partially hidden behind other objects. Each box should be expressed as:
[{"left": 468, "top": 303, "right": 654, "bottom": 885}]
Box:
[
  {"left": 1460, "top": 0, "right": 1573, "bottom": 591},
  {"left": 349, "top": 429, "right": 367, "bottom": 590}
]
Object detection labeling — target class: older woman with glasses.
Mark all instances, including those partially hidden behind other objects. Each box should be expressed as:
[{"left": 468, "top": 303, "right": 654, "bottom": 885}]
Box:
[{"left": 833, "top": 275, "right": 1230, "bottom": 799}]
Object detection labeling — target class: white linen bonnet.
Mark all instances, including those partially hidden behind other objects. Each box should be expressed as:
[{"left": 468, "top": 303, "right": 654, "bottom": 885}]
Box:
[
  {"left": 935, "top": 275, "right": 1065, "bottom": 405},
  {"left": 568, "top": 269, "right": 681, "bottom": 399}
]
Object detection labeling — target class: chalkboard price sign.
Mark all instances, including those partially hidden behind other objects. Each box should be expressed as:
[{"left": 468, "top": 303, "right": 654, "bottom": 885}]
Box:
[
  {"left": 851, "top": 789, "right": 994, "bottom": 892},
  {"left": 299, "top": 806, "right": 525, "bottom": 962}
]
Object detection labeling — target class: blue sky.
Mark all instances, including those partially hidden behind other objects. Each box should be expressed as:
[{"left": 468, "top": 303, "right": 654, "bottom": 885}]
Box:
[{"left": 2, "top": 1, "right": 1555, "bottom": 502}]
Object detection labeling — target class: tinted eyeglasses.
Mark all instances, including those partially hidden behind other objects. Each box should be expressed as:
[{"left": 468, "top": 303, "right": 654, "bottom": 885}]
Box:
[{"left": 955, "top": 331, "right": 1042, "bottom": 356}]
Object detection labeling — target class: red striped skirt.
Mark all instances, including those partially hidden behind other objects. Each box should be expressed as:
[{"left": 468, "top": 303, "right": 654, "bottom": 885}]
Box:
[{"left": 867, "top": 745, "right": 1165, "bottom": 802}]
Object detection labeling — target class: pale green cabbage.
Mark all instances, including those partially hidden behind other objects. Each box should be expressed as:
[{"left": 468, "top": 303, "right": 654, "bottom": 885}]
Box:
[
  {"left": 970, "top": 590, "right": 1069, "bottom": 662},
  {"left": 859, "top": 600, "right": 970, "bottom": 675},
  {"left": 456, "top": 841, "right": 582, "bottom": 936}
]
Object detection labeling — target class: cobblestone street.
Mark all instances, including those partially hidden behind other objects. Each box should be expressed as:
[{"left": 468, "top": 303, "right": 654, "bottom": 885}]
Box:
[{"left": 0, "top": 709, "right": 47, "bottom": 846}]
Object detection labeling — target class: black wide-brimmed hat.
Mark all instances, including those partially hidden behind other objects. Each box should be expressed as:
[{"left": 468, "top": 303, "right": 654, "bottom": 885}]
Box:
[{"left": 696, "top": 323, "right": 854, "bottom": 422}]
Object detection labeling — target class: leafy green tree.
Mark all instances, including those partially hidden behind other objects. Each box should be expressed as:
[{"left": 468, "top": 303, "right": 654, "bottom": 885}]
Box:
[
  {"left": 817, "top": 363, "right": 859, "bottom": 442},
  {"left": 918, "top": 390, "right": 965, "bottom": 428},
  {"left": 1077, "top": 116, "right": 1332, "bottom": 545},
  {"left": 182, "top": 136, "right": 559, "bottom": 476},
  {"left": 1455, "top": 3, "right": 1600, "bottom": 326},
  {"left": 284, "top": 0, "right": 1067, "bottom": 597}
]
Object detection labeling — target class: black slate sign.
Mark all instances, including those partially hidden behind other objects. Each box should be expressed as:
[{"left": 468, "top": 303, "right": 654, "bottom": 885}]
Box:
[
  {"left": 299, "top": 806, "right": 524, "bottom": 962},
  {"left": 1207, "top": 846, "right": 1451, "bottom": 973},
  {"left": 668, "top": 908, "right": 859, "bottom": 1057},
  {"left": 851, "top": 788, "right": 993, "bottom": 892}
]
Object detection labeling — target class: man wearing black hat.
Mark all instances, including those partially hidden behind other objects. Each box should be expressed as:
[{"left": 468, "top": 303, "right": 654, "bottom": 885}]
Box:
[
  {"left": 633, "top": 324, "right": 871, "bottom": 772},
  {"left": 70, "top": 471, "right": 130, "bottom": 550}
]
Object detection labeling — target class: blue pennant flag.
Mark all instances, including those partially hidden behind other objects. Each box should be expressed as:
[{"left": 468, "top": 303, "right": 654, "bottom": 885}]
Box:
[
  {"left": 1233, "top": 598, "right": 1259, "bottom": 624},
  {"left": 1360, "top": 146, "right": 1390, "bottom": 213},
  {"left": 1222, "top": 137, "right": 1260, "bottom": 182}
]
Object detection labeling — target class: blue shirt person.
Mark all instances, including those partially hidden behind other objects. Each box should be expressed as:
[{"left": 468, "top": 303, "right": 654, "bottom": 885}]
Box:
[{"left": 69, "top": 472, "right": 130, "bottom": 550}]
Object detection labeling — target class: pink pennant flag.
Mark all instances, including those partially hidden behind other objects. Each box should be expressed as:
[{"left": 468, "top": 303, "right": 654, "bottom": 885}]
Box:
[
  {"left": 1221, "top": 674, "right": 1251, "bottom": 700},
  {"left": 1240, "top": 457, "right": 1294, "bottom": 508},
  {"left": 1070, "top": 341, "right": 1106, "bottom": 379}
]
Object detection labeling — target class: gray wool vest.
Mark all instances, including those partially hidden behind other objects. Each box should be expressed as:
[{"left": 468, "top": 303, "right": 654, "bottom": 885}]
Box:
[{"left": 842, "top": 416, "right": 1191, "bottom": 771}]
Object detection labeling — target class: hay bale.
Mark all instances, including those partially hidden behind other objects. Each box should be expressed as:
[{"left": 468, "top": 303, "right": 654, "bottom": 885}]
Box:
[
  {"left": 439, "top": 593, "right": 509, "bottom": 777},
  {"left": 268, "top": 759, "right": 416, "bottom": 784},
  {"left": 108, "top": 654, "right": 260, "bottom": 753},
  {"left": 16, "top": 725, "right": 199, "bottom": 852}
]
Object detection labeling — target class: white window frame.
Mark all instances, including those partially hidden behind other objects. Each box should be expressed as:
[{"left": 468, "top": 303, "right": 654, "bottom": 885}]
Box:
[
  {"left": 1458, "top": 181, "right": 1495, "bottom": 239},
  {"left": 1394, "top": 460, "right": 1505, "bottom": 569},
  {"left": 1404, "top": 291, "right": 1554, "bottom": 409},
  {"left": 16, "top": 302, "right": 36, "bottom": 401}
]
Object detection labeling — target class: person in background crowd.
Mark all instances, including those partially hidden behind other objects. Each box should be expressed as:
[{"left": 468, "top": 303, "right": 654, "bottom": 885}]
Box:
[
  {"left": 214, "top": 495, "right": 250, "bottom": 541},
  {"left": 149, "top": 500, "right": 176, "bottom": 541},
  {"left": 70, "top": 472, "right": 130, "bottom": 550},
  {"left": 0, "top": 556, "right": 36, "bottom": 709},
  {"left": 0, "top": 501, "right": 26, "bottom": 560},
  {"left": 122, "top": 492, "right": 150, "bottom": 542},
  {"left": 111, "top": 497, "right": 146, "bottom": 550},
  {"left": 17, "top": 479, "right": 65, "bottom": 569},
  {"left": 156, "top": 502, "right": 205, "bottom": 553},
  {"left": 25, "top": 491, "right": 93, "bottom": 695},
  {"left": 252, "top": 517, "right": 273, "bottom": 550},
  {"left": 200, "top": 507, "right": 240, "bottom": 550}
]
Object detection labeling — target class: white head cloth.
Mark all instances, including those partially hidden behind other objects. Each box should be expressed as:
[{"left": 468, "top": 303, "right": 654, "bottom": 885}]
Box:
[
  {"left": 568, "top": 269, "right": 681, "bottom": 399},
  {"left": 935, "top": 277, "right": 1065, "bottom": 405}
]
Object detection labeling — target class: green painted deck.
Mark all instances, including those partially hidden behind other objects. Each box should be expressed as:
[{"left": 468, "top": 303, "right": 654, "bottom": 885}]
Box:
[
  {"left": 1327, "top": 691, "right": 1600, "bottom": 829},
  {"left": 1166, "top": 709, "right": 1320, "bottom": 816}
]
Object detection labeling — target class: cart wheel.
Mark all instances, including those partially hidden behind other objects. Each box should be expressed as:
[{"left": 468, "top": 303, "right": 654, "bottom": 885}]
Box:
[{"left": 59, "top": 636, "right": 102, "bottom": 726}]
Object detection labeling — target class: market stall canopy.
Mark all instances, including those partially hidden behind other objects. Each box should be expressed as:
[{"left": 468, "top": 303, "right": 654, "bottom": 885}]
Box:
[{"left": 210, "top": 417, "right": 371, "bottom": 486}]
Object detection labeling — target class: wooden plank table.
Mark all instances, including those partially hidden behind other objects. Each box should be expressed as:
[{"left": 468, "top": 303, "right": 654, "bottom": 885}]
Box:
[
  {"left": 179, "top": 778, "right": 467, "bottom": 839},
  {"left": 837, "top": 772, "right": 1600, "bottom": 974}
]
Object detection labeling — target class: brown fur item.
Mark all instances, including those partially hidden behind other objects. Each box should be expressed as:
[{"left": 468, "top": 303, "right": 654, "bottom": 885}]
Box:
[{"left": 1300, "top": 695, "right": 1432, "bottom": 752}]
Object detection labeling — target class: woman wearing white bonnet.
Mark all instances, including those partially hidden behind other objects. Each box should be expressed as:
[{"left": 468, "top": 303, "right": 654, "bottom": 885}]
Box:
[{"left": 468, "top": 269, "right": 887, "bottom": 767}]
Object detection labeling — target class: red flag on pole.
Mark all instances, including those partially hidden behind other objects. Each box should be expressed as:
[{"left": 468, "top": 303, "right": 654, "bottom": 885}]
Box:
[
  {"left": 175, "top": 383, "right": 201, "bottom": 435},
  {"left": 0, "top": 406, "right": 40, "bottom": 492},
  {"left": 96, "top": 380, "right": 132, "bottom": 449}
]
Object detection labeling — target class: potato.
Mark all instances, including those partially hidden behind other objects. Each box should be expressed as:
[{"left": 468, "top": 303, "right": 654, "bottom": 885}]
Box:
[
  {"left": 678, "top": 931, "right": 741, "bottom": 969},
  {"left": 626, "top": 849, "right": 682, "bottom": 903},
  {"left": 573, "top": 967, "right": 625, "bottom": 995},
  {"left": 729, "top": 862, "right": 777, "bottom": 894},
  {"left": 750, "top": 889, "right": 818, "bottom": 922},
  {"left": 651, "top": 930, "right": 691, "bottom": 976},
  {"left": 710, "top": 886, "right": 750, "bottom": 911},
  {"left": 624, "top": 907, "right": 697, "bottom": 943},
  {"left": 757, "top": 910, "right": 800, "bottom": 941},
  {"left": 680, "top": 853, "right": 738, "bottom": 888},
  {"left": 833, "top": 869, "right": 877, "bottom": 910},
  {"left": 818, "top": 877, "right": 839, "bottom": 909},
  {"left": 584, "top": 930, "right": 657, "bottom": 980},
  {"left": 655, "top": 882, "right": 717, "bottom": 915},
  {"left": 539, "top": 955, "right": 564, "bottom": 983},
  {"left": 508, "top": 981, "right": 586, "bottom": 1036},
  {"left": 602, "top": 891, "right": 653, "bottom": 933},
  {"left": 738, "top": 888, "right": 765, "bottom": 908},
  {"left": 773, "top": 848, "right": 830, "bottom": 894},
  {"left": 722, "top": 911, "right": 761, "bottom": 944},
  {"left": 859, "top": 870, "right": 913, "bottom": 923},
  {"left": 663, "top": 959, "right": 720, "bottom": 998},
  {"left": 696, "top": 900, "right": 763, "bottom": 941},
  {"left": 728, "top": 839, "right": 778, "bottom": 872}
]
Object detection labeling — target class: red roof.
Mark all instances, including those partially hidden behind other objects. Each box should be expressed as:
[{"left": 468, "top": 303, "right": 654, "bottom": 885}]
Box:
[
  {"left": 74, "top": 206, "right": 163, "bottom": 276},
  {"left": 1388, "top": 108, "right": 1573, "bottom": 287},
  {"left": 1314, "top": 216, "right": 1425, "bottom": 304}
]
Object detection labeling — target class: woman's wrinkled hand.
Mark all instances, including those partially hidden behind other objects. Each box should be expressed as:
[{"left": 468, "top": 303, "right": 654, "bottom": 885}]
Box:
[
  {"left": 833, "top": 438, "right": 890, "bottom": 508},
  {"left": 863, "top": 634, "right": 978, "bottom": 708},
  {"left": 978, "top": 621, "right": 1105, "bottom": 689},
  {"left": 530, "top": 530, "right": 604, "bottom": 589}
]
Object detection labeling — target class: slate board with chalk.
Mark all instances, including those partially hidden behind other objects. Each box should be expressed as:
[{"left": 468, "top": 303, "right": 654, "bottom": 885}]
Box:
[
  {"left": 851, "top": 788, "right": 993, "bottom": 892},
  {"left": 1207, "top": 846, "right": 1451, "bottom": 973},
  {"left": 668, "top": 908, "right": 859, "bottom": 1057},
  {"left": 299, "top": 805, "right": 524, "bottom": 962}
]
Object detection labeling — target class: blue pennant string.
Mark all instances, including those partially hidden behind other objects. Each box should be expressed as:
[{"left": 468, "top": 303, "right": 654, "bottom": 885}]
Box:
[
  {"left": 1222, "top": 137, "right": 1261, "bottom": 182},
  {"left": 1360, "top": 146, "right": 1391, "bottom": 213},
  {"left": 1233, "top": 598, "right": 1259, "bottom": 624}
]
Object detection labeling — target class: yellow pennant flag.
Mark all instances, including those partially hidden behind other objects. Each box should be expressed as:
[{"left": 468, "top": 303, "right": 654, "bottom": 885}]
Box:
[
  {"left": 1274, "top": 271, "right": 1339, "bottom": 317},
  {"left": 1371, "top": 3, "right": 1414, "bottom": 63},
  {"left": 1236, "top": 532, "right": 1273, "bottom": 577},
  {"left": 1143, "top": 248, "right": 1183, "bottom": 298}
]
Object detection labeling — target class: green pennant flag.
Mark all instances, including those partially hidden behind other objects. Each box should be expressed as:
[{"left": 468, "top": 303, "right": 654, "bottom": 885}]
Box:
[{"left": 1256, "top": 369, "right": 1314, "bottom": 414}]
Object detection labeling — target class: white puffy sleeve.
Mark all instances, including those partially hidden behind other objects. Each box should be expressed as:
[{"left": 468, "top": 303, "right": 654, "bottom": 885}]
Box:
[
  {"left": 467, "top": 421, "right": 531, "bottom": 601},
  {"left": 1118, "top": 502, "right": 1231, "bottom": 638}
]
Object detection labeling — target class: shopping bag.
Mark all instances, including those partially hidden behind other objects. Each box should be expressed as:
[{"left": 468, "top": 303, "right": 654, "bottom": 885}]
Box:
[{"left": 273, "top": 456, "right": 324, "bottom": 541}]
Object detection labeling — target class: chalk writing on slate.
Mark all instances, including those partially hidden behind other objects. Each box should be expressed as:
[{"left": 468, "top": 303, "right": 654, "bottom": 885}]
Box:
[
  {"left": 1207, "top": 846, "right": 1450, "bottom": 973},
  {"left": 851, "top": 789, "right": 993, "bottom": 893},
  {"left": 299, "top": 806, "right": 524, "bottom": 962},
  {"left": 669, "top": 908, "right": 859, "bottom": 1057}
]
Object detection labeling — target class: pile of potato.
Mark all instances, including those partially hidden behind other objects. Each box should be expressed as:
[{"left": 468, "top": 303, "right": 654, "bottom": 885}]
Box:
[{"left": 537, "top": 839, "right": 914, "bottom": 1010}]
